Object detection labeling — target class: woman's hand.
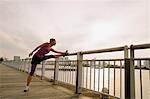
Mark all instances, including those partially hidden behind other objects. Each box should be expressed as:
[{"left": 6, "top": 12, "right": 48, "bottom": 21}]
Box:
[
  {"left": 29, "top": 52, "right": 33, "bottom": 57},
  {"left": 65, "top": 50, "right": 68, "bottom": 55},
  {"left": 62, "top": 50, "right": 68, "bottom": 56}
]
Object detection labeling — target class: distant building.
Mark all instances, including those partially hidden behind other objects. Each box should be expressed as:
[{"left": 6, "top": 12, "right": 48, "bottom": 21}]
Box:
[{"left": 14, "top": 56, "right": 20, "bottom": 61}]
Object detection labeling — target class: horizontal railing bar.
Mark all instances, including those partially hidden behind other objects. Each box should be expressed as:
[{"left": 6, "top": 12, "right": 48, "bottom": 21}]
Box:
[
  {"left": 133, "top": 58, "right": 150, "bottom": 60},
  {"left": 132, "top": 43, "right": 150, "bottom": 49},
  {"left": 82, "top": 59, "right": 125, "bottom": 61},
  {"left": 62, "top": 43, "right": 150, "bottom": 56},
  {"left": 62, "top": 46, "right": 126, "bottom": 57},
  {"left": 56, "top": 60, "right": 77, "bottom": 62},
  {"left": 81, "top": 46, "right": 125, "bottom": 54},
  {"left": 56, "top": 58, "right": 150, "bottom": 61}
]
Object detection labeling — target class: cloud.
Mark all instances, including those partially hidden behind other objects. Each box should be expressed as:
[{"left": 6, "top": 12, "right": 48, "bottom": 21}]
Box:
[{"left": 0, "top": 0, "right": 149, "bottom": 59}]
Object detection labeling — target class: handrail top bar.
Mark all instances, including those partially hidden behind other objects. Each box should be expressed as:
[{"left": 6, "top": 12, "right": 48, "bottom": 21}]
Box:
[
  {"left": 131, "top": 43, "right": 150, "bottom": 49},
  {"left": 83, "top": 59, "right": 125, "bottom": 61},
  {"left": 132, "top": 58, "right": 150, "bottom": 60},
  {"left": 81, "top": 46, "right": 126, "bottom": 55},
  {"left": 66, "top": 46, "right": 126, "bottom": 56},
  {"left": 68, "top": 43, "right": 150, "bottom": 55}
]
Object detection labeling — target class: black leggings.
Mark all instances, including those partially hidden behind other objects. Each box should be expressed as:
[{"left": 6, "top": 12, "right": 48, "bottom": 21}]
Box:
[
  {"left": 30, "top": 64, "right": 37, "bottom": 76},
  {"left": 30, "top": 55, "right": 55, "bottom": 76}
]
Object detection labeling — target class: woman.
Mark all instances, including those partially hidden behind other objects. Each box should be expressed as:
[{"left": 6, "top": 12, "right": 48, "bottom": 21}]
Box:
[{"left": 24, "top": 38, "right": 68, "bottom": 92}]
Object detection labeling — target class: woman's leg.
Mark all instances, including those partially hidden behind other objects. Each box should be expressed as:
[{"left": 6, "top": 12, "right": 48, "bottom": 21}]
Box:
[
  {"left": 27, "top": 64, "right": 37, "bottom": 86},
  {"left": 26, "top": 75, "right": 32, "bottom": 86},
  {"left": 42, "top": 55, "right": 56, "bottom": 61},
  {"left": 53, "top": 55, "right": 63, "bottom": 58},
  {"left": 24, "top": 64, "right": 37, "bottom": 92},
  {"left": 42, "top": 53, "right": 67, "bottom": 61}
]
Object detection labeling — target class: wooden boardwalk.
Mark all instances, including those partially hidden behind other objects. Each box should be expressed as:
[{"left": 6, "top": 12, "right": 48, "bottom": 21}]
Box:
[{"left": 0, "top": 64, "right": 93, "bottom": 99}]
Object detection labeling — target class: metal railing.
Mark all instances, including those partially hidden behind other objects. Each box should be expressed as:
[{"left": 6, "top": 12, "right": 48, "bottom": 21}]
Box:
[
  {"left": 80, "top": 59, "right": 125, "bottom": 98},
  {"left": 2, "top": 43, "right": 150, "bottom": 99},
  {"left": 129, "top": 44, "right": 150, "bottom": 99}
]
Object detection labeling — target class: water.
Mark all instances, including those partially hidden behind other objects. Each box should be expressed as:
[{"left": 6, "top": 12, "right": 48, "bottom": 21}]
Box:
[{"left": 34, "top": 65, "right": 150, "bottom": 99}]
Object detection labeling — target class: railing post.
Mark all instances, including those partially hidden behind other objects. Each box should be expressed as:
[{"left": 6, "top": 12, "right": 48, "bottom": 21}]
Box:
[
  {"left": 76, "top": 52, "right": 83, "bottom": 94},
  {"left": 124, "top": 45, "right": 128, "bottom": 59},
  {"left": 23, "top": 59, "right": 25, "bottom": 72},
  {"left": 20, "top": 59, "right": 22, "bottom": 71},
  {"left": 41, "top": 61, "right": 45, "bottom": 80},
  {"left": 54, "top": 58, "right": 59, "bottom": 84},
  {"left": 21, "top": 59, "right": 24, "bottom": 72},
  {"left": 20, "top": 60, "right": 22, "bottom": 70},
  {"left": 124, "top": 45, "right": 130, "bottom": 99},
  {"left": 24, "top": 59, "right": 27, "bottom": 72},
  {"left": 130, "top": 45, "right": 135, "bottom": 99},
  {"left": 125, "top": 45, "right": 135, "bottom": 99},
  {"left": 13, "top": 60, "right": 16, "bottom": 68}
]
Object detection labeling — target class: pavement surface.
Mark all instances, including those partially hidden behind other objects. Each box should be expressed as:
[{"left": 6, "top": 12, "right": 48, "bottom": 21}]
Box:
[{"left": 0, "top": 64, "right": 94, "bottom": 99}]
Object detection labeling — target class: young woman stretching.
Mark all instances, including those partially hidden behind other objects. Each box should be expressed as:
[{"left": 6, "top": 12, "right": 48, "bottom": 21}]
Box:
[{"left": 24, "top": 38, "right": 68, "bottom": 92}]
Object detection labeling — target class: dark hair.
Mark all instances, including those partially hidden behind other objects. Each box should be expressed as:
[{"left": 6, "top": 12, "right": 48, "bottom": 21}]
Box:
[{"left": 50, "top": 38, "right": 56, "bottom": 43}]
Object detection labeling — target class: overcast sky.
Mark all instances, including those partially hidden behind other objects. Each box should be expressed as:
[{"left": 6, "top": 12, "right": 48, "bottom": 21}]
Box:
[{"left": 0, "top": 0, "right": 150, "bottom": 59}]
